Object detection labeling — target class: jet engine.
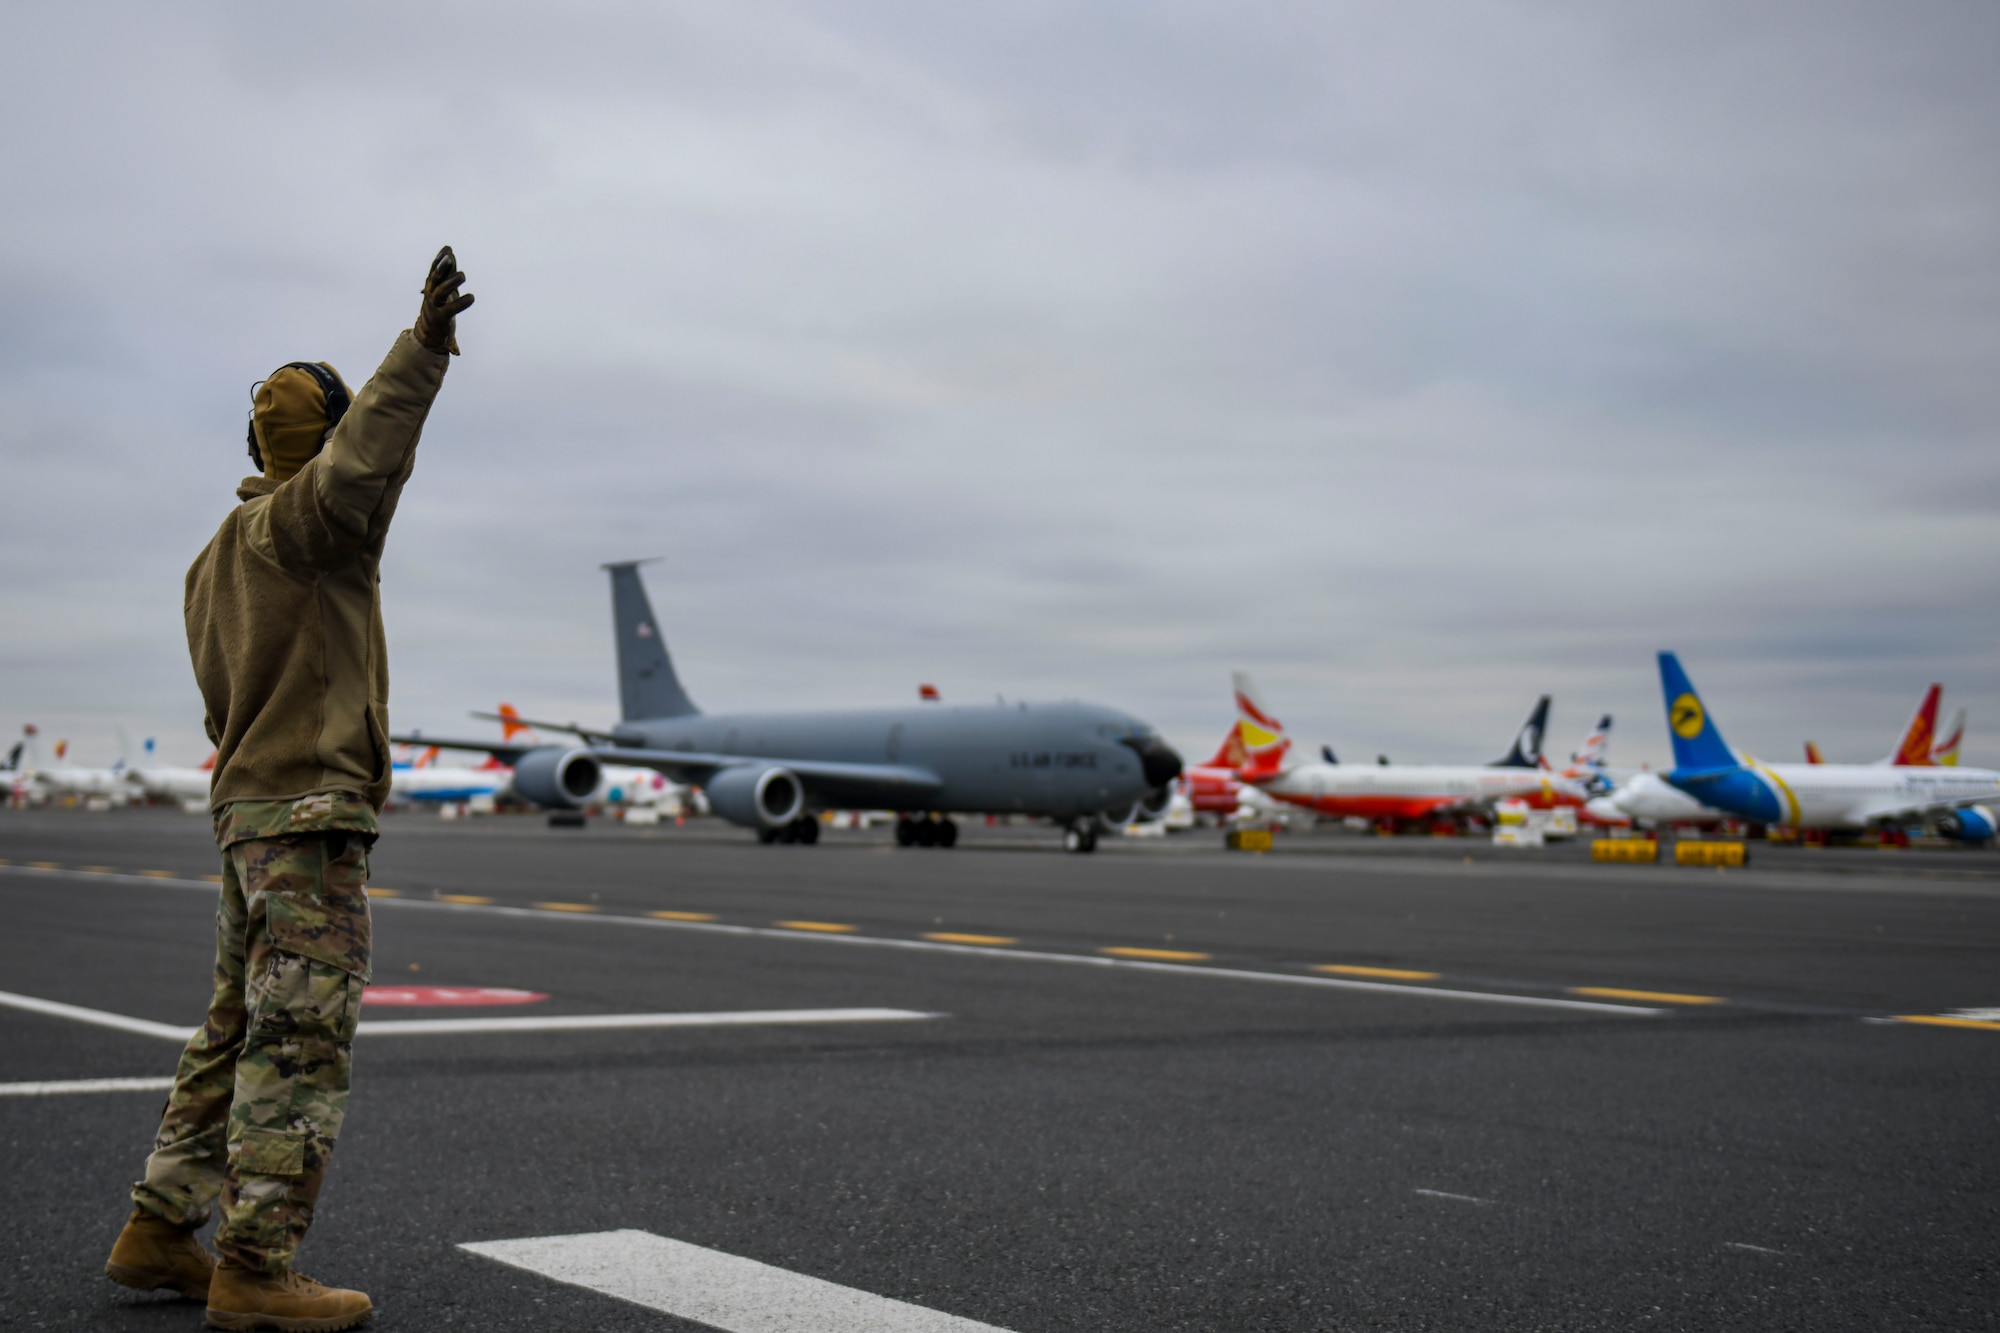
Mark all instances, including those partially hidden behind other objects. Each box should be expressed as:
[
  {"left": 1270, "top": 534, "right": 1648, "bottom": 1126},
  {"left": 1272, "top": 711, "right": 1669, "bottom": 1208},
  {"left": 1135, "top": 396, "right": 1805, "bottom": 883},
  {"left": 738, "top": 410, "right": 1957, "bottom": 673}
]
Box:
[
  {"left": 705, "top": 763, "right": 805, "bottom": 829},
  {"left": 1936, "top": 805, "right": 1996, "bottom": 843},
  {"left": 510, "top": 747, "right": 603, "bottom": 809}
]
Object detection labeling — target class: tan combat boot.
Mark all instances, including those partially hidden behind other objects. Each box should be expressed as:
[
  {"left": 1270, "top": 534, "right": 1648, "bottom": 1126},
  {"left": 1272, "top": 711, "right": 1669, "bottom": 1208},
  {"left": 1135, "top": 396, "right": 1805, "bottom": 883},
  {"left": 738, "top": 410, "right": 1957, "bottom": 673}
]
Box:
[
  {"left": 105, "top": 1207, "right": 216, "bottom": 1300},
  {"left": 205, "top": 1263, "right": 373, "bottom": 1331}
]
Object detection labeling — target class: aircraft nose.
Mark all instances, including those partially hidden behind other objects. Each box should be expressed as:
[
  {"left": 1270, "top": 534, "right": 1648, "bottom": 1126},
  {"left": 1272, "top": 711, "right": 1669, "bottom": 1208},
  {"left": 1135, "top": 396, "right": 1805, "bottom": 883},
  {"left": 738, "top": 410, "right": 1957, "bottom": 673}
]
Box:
[{"left": 1122, "top": 736, "right": 1184, "bottom": 787}]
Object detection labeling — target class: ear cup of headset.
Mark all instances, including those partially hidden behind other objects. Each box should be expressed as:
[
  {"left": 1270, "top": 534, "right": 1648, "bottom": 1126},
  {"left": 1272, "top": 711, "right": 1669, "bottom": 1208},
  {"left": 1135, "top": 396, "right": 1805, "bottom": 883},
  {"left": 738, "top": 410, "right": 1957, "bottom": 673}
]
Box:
[{"left": 245, "top": 362, "right": 351, "bottom": 472}]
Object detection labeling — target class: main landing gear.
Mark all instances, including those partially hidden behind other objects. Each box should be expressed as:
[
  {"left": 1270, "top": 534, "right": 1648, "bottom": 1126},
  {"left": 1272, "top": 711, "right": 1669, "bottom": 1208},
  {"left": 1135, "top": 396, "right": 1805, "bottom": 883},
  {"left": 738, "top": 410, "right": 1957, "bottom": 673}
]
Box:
[
  {"left": 1062, "top": 823, "right": 1098, "bottom": 855},
  {"left": 895, "top": 816, "right": 958, "bottom": 849},
  {"left": 757, "top": 816, "right": 821, "bottom": 845}
]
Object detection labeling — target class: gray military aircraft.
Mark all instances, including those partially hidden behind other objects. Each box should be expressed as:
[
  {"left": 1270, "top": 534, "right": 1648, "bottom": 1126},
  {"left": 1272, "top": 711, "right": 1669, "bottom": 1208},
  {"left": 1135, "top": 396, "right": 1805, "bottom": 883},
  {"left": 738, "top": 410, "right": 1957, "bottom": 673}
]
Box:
[{"left": 399, "top": 562, "right": 1182, "bottom": 853}]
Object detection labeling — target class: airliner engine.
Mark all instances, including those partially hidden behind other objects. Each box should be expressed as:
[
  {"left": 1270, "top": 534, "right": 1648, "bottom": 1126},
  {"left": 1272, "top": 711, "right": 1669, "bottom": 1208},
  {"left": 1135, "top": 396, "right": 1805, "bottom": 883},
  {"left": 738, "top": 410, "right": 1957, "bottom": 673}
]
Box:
[
  {"left": 1937, "top": 805, "right": 1996, "bottom": 843},
  {"left": 510, "top": 747, "right": 602, "bottom": 809},
  {"left": 705, "top": 764, "right": 805, "bottom": 829}
]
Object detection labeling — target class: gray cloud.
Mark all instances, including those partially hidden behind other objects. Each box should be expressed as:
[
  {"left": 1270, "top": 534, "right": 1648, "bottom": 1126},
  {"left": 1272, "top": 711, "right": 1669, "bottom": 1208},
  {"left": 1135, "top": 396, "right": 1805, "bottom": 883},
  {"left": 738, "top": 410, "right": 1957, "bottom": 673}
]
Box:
[{"left": 4, "top": 1, "right": 1998, "bottom": 774}]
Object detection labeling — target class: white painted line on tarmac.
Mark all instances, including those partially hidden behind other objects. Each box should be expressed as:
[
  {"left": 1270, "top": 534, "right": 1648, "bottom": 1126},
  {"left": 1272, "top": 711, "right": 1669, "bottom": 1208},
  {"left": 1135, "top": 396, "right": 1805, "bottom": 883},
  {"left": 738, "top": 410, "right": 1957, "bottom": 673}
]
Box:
[
  {"left": 1414, "top": 1188, "right": 1492, "bottom": 1204},
  {"left": 460, "top": 1229, "right": 1015, "bottom": 1333},
  {"left": 360, "top": 1008, "right": 940, "bottom": 1036},
  {"left": 0, "top": 988, "right": 195, "bottom": 1042},
  {"left": 1723, "top": 1241, "right": 1785, "bottom": 1255},
  {"left": 0, "top": 1076, "right": 175, "bottom": 1097},
  {"left": 0, "top": 988, "right": 939, "bottom": 1044},
  {"left": 1, "top": 865, "right": 1664, "bottom": 1015}
]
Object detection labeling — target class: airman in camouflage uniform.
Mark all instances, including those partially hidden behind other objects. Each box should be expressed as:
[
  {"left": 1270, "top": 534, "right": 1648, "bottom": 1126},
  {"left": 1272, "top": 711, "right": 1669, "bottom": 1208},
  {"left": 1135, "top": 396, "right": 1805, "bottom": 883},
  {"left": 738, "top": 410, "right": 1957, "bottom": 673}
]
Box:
[{"left": 106, "top": 249, "right": 472, "bottom": 1331}]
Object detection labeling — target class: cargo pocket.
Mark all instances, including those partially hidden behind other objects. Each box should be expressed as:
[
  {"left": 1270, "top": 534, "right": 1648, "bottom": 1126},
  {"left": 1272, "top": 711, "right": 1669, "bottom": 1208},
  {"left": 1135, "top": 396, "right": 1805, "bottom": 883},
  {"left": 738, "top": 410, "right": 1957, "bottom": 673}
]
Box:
[
  {"left": 246, "top": 952, "right": 364, "bottom": 1043},
  {"left": 237, "top": 1126, "right": 307, "bottom": 1176},
  {"left": 262, "top": 834, "right": 372, "bottom": 982}
]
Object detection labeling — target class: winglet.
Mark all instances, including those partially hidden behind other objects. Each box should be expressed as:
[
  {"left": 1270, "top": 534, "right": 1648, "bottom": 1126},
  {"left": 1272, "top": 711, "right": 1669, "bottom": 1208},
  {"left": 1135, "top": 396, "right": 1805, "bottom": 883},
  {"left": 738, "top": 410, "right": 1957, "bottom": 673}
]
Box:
[{"left": 1658, "top": 652, "right": 1738, "bottom": 773}]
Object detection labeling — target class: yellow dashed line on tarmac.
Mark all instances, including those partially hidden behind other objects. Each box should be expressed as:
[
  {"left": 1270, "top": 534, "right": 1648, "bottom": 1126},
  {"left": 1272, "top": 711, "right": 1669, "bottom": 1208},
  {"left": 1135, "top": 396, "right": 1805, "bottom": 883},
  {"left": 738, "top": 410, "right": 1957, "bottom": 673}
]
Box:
[
  {"left": 203, "top": 875, "right": 223, "bottom": 883},
  {"left": 366, "top": 887, "right": 401, "bottom": 898},
  {"left": 1101, "top": 946, "right": 1211, "bottom": 962},
  {"left": 534, "top": 902, "right": 599, "bottom": 913},
  {"left": 81, "top": 865, "right": 115, "bottom": 874},
  {"left": 31, "top": 861, "right": 61, "bottom": 870},
  {"left": 1569, "top": 986, "right": 1724, "bottom": 1006},
  {"left": 1894, "top": 1014, "right": 2000, "bottom": 1032},
  {"left": 1316, "top": 964, "right": 1441, "bottom": 981},
  {"left": 925, "top": 932, "right": 1018, "bottom": 946},
  {"left": 140, "top": 870, "right": 178, "bottom": 879},
  {"left": 648, "top": 910, "right": 716, "bottom": 922},
  {"left": 436, "top": 894, "right": 494, "bottom": 905},
  {"left": 778, "top": 920, "right": 857, "bottom": 933}
]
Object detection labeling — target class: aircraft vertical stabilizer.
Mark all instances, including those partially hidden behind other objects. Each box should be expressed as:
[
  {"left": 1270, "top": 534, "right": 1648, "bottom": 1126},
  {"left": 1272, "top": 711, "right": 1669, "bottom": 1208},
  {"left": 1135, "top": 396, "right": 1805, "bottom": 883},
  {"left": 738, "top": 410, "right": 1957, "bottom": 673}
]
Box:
[
  {"left": 1933, "top": 708, "right": 1966, "bottom": 766},
  {"left": 1231, "top": 672, "right": 1292, "bottom": 778},
  {"left": 1491, "top": 696, "right": 1550, "bottom": 769},
  {"left": 1885, "top": 684, "right": 1942, "bottom": 766},
  {"left": 604, "top": 562, "right": 700, "bottom": 722},
  {"left": 1657, "top": 653, "right": 1739, "bottom": 773}
]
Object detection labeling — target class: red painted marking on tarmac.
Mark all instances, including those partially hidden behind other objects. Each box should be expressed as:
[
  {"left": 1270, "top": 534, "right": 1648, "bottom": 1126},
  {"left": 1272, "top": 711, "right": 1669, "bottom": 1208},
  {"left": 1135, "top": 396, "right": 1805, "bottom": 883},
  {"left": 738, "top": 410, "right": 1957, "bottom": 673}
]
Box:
[{"left": 361, "top": 987, "right": 549, "bottom": 1007}]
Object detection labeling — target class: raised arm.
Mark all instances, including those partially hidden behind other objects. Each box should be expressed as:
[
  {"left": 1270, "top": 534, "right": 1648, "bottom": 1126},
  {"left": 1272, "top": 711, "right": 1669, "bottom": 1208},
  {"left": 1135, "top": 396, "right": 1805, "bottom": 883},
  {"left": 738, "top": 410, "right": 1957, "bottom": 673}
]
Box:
[{"left": 262, "top": 248, "right": 475, "bottom": 570}]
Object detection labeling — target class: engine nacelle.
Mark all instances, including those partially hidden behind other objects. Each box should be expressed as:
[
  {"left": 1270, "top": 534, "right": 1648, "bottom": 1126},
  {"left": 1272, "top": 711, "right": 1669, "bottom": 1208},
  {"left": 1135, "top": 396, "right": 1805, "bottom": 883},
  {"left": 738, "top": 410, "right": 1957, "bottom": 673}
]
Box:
[
  {"left": 509, "top": 747, "right": 603, "bottom": 810},
  {"left": 705, "top": 764, "right": 805, "bottom": 829},
  {"left": 1937, "top": 805, "right": 1996, "bottom": 843}
]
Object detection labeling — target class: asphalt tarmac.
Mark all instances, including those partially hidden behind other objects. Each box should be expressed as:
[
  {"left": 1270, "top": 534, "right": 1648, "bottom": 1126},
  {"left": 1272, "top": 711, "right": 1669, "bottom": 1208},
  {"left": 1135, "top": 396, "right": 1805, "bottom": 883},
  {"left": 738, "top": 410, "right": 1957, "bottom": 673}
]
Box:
[{"left": 5, "top": 808, "right": 1997, "bottom": 1331}]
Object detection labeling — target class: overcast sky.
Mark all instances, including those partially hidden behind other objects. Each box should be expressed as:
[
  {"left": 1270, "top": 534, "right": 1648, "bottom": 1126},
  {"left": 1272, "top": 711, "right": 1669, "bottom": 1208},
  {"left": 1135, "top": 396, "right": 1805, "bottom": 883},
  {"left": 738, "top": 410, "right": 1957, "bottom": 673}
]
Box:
[{"left": 4, "top": 1, "right": 1997, "bottom": 772}]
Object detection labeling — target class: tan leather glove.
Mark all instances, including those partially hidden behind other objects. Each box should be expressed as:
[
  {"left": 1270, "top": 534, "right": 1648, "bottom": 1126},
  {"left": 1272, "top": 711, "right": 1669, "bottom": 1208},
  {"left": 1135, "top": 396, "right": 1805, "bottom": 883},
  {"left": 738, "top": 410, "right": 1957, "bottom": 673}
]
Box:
[{"left": 414, "top": 246, "right": 474, "bottom": 355}]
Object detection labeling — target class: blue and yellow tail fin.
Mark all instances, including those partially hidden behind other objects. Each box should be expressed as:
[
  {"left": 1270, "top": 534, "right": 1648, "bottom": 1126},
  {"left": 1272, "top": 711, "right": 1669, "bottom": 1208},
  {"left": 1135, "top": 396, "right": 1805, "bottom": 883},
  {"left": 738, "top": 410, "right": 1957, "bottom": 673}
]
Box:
[{"left": 1658, "top": 652, "right": 1738, "bottom": 773}]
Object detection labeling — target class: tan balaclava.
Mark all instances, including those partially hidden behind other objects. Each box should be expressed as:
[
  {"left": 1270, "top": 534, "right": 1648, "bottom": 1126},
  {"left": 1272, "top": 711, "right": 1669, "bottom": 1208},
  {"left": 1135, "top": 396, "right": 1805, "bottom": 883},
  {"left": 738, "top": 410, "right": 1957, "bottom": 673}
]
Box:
[{"left": 250, "top": 363, "right": 350, "bottom": 483}]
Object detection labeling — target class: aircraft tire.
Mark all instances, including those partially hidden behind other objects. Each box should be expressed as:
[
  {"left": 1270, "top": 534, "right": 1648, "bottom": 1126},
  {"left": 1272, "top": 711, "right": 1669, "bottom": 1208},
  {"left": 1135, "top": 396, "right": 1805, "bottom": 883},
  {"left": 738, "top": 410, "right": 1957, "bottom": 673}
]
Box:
[
  {"left": 894, "top": 818, "right": 917, "bottom": 848},
  {"left": 795, "top": 817, "right": 820, "bottom": 845},
  {"left": 1063, "top": 825, "right": 1097, "bottom": 854},
  {"left": 914, "top": 819, "right": 939, "bottom": 848},
  {"left": 937, "top": 818, "right": 958, "bottom": 849},
  {"left": 757, "top": 826, "right": 781, "bottom": 845}
]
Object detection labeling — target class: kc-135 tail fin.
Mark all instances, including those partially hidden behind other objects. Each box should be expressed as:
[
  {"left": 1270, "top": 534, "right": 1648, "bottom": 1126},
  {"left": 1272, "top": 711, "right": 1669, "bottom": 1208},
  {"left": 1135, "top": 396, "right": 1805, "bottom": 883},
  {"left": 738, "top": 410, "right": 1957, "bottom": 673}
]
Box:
[{"left": 604, "top": 561, "right": 700, "bottom": 722}]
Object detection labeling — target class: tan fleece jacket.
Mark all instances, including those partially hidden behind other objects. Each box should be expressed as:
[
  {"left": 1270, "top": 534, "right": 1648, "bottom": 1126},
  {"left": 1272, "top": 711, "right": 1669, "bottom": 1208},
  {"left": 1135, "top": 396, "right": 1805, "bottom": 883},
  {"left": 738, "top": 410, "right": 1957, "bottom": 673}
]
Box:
[{"left": 187, "top": 330, "right": 451, "bottom": 813}]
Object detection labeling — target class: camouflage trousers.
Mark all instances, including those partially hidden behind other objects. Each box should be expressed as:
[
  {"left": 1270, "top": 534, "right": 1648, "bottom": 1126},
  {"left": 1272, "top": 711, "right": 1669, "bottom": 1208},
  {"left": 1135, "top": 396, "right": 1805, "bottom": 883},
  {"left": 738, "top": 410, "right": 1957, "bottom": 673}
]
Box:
[{"left": 131, "top": 833, "right": 372, "bottom": 1273}]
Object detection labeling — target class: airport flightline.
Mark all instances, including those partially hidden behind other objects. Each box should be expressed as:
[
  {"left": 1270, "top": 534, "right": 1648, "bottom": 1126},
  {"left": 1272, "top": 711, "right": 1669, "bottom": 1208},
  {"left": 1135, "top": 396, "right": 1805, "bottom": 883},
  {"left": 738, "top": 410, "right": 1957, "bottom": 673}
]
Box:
[{"left": 6, "top": 860, "right": 1994, "bottom": 1032}]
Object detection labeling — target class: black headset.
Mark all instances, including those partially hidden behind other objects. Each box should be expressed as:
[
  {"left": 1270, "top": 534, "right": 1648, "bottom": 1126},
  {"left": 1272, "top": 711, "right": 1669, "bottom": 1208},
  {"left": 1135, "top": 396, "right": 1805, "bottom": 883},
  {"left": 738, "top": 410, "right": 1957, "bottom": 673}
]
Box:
[{"left": 246, "top": 362, "right": 352, "bottom": 472}]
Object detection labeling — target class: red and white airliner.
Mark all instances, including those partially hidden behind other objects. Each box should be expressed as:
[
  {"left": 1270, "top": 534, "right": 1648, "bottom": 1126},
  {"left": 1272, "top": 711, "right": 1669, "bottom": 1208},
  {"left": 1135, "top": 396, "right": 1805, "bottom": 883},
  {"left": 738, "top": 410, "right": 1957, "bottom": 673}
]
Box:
[{"left": 1228, "top": 673, "right": 1565, "bottom": 829}]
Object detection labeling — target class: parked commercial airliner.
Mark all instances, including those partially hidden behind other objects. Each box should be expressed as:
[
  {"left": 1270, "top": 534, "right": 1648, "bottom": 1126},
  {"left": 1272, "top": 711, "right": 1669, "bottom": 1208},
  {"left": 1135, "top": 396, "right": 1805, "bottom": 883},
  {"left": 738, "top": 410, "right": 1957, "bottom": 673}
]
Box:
[
  {"left": 1657, "top": 653, "right": 1999, "bottom": 839},
  {"left": 1230, "top": 673, "right": 1558, "bottom": 828},
  {"left": 398, "top": 563, "right": 1180, "bottom": 853}
]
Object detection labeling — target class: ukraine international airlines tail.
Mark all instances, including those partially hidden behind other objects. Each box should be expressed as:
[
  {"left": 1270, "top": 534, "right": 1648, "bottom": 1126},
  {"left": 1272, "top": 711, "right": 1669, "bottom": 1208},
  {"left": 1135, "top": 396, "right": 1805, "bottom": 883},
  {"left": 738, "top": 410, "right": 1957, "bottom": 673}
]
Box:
[
  {"left": 1658, "top": 653, "right": 1999, "bottom": 839},
  {"left": 1229, "top": 672, "right": 1558, "bottom": 827}
]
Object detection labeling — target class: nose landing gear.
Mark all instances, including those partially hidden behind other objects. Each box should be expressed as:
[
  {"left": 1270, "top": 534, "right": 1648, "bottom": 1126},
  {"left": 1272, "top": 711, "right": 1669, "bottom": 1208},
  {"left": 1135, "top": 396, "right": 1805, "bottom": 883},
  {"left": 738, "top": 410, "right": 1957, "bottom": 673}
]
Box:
[{"left": 1062, "top": 824, "right": 1098, "bottom": 854}]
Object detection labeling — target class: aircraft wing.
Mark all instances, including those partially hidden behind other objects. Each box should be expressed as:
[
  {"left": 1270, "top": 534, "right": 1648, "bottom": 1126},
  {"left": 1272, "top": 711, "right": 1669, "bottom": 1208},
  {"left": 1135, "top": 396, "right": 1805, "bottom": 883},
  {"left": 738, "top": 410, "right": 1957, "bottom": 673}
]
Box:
[
  {"left": 1853, "top": 787, "right": 2000, "bottom": 823},
  {"left": 603, "top": 747, "right": 944, "bottom": 808},
  {"left": 387, "top": 734, "right": 540, "bottom": 766}
]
